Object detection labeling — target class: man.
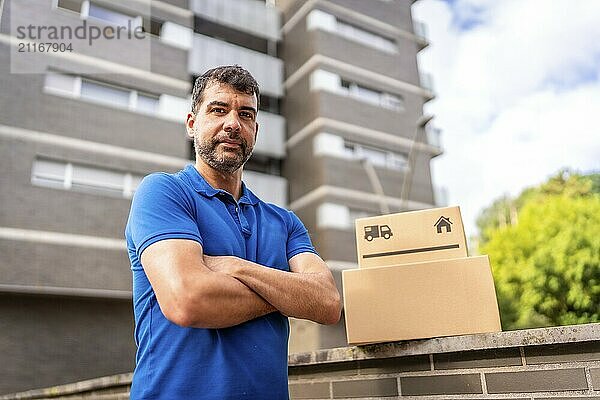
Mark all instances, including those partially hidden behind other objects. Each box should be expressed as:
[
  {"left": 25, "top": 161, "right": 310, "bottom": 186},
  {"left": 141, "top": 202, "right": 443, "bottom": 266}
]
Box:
[{"left": 125, "top": 65, "right": 342, "bottom": 399}]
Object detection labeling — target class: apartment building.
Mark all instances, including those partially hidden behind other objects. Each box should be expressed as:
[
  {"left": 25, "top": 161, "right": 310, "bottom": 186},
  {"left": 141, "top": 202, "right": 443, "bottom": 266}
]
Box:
[
  {"left": 0, "top": 0, "right": 438, "bottom": 393},
  {"left": 278, "top": 0, "right": 442, "bottom": 352}
]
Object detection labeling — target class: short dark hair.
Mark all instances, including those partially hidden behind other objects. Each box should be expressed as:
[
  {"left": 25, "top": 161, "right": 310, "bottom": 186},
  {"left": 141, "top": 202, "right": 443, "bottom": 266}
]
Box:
[{"left": 190, "top": 65, "right": 260, "bottom": 113}]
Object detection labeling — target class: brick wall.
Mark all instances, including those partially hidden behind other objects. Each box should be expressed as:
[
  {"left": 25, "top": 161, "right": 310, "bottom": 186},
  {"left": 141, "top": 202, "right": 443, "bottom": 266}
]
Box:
[
  {"left": 288, "top": 324, "right": 600, "bottom": 399},
  {"left": 2, "top": 324, "right": 599, "bottom": 399}
]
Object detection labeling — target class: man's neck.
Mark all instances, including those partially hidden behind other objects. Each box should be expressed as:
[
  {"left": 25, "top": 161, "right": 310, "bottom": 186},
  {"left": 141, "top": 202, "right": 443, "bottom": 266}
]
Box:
[{"left": 194, "top": 161, "right": 243, "bottom": 200}]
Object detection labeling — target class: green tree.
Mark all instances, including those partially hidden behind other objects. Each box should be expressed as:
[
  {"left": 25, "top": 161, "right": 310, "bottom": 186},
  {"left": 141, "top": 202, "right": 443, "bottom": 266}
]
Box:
[{"left": 478, "top": 170, "right": 600, "bottom": 329}]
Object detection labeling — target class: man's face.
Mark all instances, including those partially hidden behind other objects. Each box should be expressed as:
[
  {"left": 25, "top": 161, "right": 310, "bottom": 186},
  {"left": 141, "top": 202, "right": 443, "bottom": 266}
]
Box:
[{"left": 187, "top": 82, "right": 258, "bottom": 174}]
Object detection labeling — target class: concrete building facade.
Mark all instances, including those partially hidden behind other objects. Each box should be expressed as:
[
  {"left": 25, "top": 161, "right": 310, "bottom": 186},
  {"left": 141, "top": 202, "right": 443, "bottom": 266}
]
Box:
[{"left": 0, "top": 0, "right": 439, "bottom": 393}]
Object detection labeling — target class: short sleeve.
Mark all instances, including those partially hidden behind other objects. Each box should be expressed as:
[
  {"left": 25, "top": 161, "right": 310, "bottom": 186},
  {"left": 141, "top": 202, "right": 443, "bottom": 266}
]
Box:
[
  {"left": 126, "top": 173, "right": 203, "bottom": 258},
  {"left": 286, "top": 211, "right": 318, "bottom": 260}
]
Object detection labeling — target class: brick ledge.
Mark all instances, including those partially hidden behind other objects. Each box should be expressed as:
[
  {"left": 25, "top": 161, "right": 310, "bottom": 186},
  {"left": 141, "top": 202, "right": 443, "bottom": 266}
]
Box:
[
  {"left": 0, "top": 373, "right": 132, "bottom": 400},
  {"left": 288, "top": 323, "right": 600, "bottom": 366}
]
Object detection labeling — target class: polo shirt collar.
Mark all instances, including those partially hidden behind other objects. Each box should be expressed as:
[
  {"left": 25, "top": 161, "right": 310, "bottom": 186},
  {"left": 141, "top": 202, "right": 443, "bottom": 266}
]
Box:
[
  {"left": 239, "top": 183, "right": 260, "bottom": 206},
  {"left": 183, "top": 164, "right": 259, "bottom": 205}
]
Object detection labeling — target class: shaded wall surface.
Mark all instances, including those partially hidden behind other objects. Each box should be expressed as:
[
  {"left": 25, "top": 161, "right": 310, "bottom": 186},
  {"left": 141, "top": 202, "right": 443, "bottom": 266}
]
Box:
[
  {"left": 2, "top": 324, "right": 599, "bottom": 399},
  {"left": 0, "top": 295, "right": 135, "bottom": 396}
]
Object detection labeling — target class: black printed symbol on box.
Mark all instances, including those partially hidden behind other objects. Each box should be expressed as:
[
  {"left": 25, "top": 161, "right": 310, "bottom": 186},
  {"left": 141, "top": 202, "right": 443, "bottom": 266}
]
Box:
[
  {"left": 364, "top": 224, "right": 393, "bottom": 241},
  {"left": 434, "top": 216, "right": 452, "bottom": 233}
]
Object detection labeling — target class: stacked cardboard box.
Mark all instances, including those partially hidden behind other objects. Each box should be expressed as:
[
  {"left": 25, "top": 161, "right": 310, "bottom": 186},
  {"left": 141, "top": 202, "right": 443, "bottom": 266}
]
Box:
[{"left": 343, "top": 206, "right": 502, "bottom": 345}]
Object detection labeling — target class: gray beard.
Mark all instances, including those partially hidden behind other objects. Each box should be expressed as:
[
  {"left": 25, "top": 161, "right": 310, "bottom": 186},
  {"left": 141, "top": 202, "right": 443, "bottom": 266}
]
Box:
[{"left": 194, "top": 134, "right": 253, "bottom": 174}]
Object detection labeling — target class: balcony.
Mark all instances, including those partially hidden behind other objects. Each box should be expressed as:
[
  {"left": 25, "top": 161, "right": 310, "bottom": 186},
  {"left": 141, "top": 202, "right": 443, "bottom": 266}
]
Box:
[
  {"left": 420, "top": 72, "right": 434, "bottom": 93},
  {"left": 413, "top": 20, "right": 429, "bottom": 50},
  {"left": 255, "top": 112, "right": 285, "bottom": 158},
  {"left": 243, "top": 171, "right": 287, "bottom": 207},
  {"left": 426, "top": 126, "right": 442, "bottom": 152},
  {"left": 189, "top": 34, "right": 284, "bottom": 97},
  {"left": 189, "top": 0, "right": 280, "bottom": 41},
  {"left": 414, "top": 20, "right": 428, "bottom": 39}
]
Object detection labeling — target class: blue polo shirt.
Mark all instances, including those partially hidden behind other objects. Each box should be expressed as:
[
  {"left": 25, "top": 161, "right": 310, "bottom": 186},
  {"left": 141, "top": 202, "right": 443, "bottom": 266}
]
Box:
[{"left": 125, "top": 164, "right": 317, "bottom": 399}]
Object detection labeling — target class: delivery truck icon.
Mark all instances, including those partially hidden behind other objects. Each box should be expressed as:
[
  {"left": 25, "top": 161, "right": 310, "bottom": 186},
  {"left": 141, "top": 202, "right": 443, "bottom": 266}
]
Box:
[{"left": 364, "top": 224, "right": 393, "bottom": 241}]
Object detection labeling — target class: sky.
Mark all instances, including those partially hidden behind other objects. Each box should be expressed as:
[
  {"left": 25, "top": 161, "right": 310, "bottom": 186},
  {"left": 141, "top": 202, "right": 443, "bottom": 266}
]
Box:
[{"left": 412, "top": 0, "right": 600, "bottom": 239}]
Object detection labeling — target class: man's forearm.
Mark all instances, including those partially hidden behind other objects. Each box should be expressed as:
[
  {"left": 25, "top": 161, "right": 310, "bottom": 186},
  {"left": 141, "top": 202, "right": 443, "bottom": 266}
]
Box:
[
  {"left": 141, "top": 239, "right": 277, "bottom": 329},
  {"left": 205, "top": 255, "right": 341, "bottom": 325},
  {"left": 185, "top": 271, "right": 277, "bottom": 328}
]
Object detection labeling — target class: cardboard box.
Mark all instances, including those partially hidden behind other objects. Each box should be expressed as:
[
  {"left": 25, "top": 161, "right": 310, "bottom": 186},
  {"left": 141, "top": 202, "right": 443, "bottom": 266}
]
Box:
[
  {"left": 342, "top": 256, "right": 501, "bottom": 345},
  {"left": 355, "top": 206, "right": 468, "bottom": 268}
]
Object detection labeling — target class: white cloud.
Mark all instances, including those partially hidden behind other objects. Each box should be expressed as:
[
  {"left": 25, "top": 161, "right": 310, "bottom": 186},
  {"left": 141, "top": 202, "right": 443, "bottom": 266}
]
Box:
[{"left": 413, "top": 0, "right": 600, "bottom": 239}]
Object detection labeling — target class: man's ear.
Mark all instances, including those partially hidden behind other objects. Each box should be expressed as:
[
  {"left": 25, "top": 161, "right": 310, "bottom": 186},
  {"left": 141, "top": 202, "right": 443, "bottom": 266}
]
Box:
[{"left": 186, "top": 113, "right": 195, "bottom": 139}]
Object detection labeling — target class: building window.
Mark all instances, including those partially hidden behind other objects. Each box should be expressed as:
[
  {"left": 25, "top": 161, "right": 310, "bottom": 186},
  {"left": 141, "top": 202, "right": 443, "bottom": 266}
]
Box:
[
  {"left": 31, "top": 158, "right": 70, "bottom": 190},
  {"left": 344, "top": 141, "right": 408, "bottom": 171},
  {"left": 142, "top": 18, "right": 164, "bottom": 37},
  {"left": 71, "top": 163, "right": 127, "bottom": 197},
  {"left": 32, "top": 158, "right": 143, "bottom": 199},
  {"left": 310, "top": 70, "right": 405, "bottom": 112},
  {"left": 86, "top": 2, "right": 142, "bottom": 29},
  {"left": 44, "top": 72, "right": 80, "bottom": 97},
  {"left": 80, "top": 79, "right": 131, "bottom": 109},
  {"left": 44, "top": 72, "right": 161, "bottom": 116},
  {"left": 79, "top": 77, "right": 160, "bottom": 114},
  {"left": 340, "top": 79, "right": 404, "bottom": 111},
  {"left": 136, "top": 92, "right": 160, "bottom": 114},
  {"left": 313, "top": 132, "right": 409, "bottom": 172},
  {"left": 194, "top": 15, "right": 270, "bottom": 55},
  {"left": 56, "top": 1, "right": 163, "bottom": 39},
  {"left": 307, "top": 10, "right": 397, "bottom": 54},
  {"left": 244, "top": 154, "right": 282, "bottom": 176},
  {"left": 56, "top": 0, "right": 82, "bottom": 13},
  {"left": 259, "top": 94, "right": 280, "bottom": 114},
  {"left": 336, "top": 20, "right": 397, "bottom": 54}
]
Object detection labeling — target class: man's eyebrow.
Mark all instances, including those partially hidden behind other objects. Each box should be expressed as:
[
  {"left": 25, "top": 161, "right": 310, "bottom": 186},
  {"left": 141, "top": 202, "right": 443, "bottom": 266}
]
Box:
[
  {"left": 206, "top": 101, "right": 229, "bottom": 109},
  {"left": 206, "top": 101, "right": 256, "bottom": 114},
  {"left": 240, "top": 106, "right": 257, "bottom": 114}
]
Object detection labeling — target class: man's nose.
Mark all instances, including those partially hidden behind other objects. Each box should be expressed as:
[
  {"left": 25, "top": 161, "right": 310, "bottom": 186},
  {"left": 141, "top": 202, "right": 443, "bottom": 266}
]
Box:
[{"left": 223, "top": 111, "right": 241, "bottom": 132}]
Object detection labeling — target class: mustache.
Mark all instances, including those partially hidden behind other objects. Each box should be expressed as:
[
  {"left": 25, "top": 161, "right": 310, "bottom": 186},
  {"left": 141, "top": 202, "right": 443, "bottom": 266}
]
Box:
[{"left": 212, "top": 133, "right": 248, "bottom": 151}]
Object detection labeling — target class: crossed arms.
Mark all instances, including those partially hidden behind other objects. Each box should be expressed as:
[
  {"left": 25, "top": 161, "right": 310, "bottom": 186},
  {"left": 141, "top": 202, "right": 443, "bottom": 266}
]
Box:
[{"left": 141, "top": 239, "right": 342, "bottom": 329}]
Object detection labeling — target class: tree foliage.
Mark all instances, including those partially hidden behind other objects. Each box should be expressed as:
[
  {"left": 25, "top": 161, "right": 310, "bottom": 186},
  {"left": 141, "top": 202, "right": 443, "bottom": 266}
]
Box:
[{"left": 477, "top": 170, "right": 600, "bottom": 329}]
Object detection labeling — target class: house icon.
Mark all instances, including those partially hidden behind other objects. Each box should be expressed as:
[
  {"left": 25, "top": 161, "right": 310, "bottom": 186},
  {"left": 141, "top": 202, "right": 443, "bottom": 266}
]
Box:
[{"left": 434, "top": 216, "right": 453, "bottom": 233}]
